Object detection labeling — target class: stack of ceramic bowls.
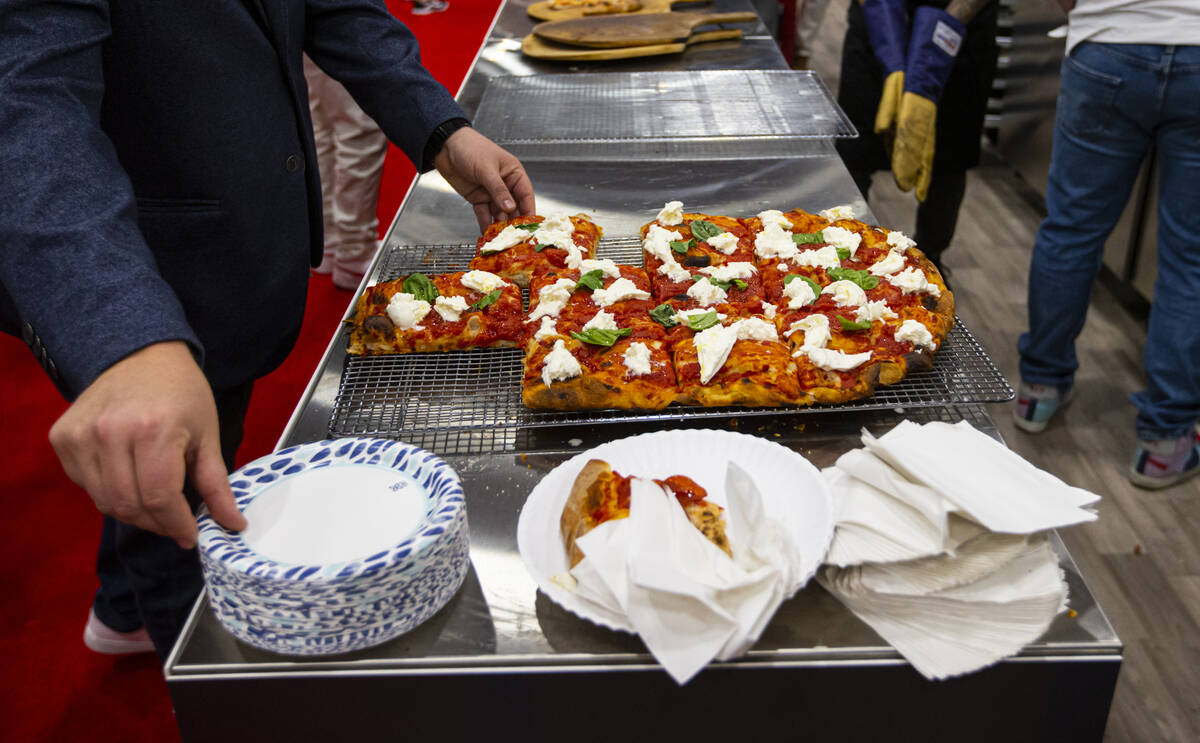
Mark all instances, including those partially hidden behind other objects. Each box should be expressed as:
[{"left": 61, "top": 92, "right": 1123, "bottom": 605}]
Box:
[{"left": 196, "top": 438, "right": 468, "bottom": 656}]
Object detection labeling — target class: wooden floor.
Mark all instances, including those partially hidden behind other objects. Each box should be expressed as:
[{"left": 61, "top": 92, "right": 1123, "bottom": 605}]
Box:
[{"left": 807, "top": 2, "right": 1200, "bottom": 740}]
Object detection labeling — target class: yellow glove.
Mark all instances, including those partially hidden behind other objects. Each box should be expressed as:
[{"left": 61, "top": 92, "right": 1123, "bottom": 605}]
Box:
[
  {"left": 891, "top": 91, "right": 937, "bottom": 202},
  {"left": 874, "top": 70, "right": 905, "bottom": 135}
]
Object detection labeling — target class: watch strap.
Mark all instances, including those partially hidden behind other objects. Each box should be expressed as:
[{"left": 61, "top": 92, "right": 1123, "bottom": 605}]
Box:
[{"left": 421, "top": 117, "right": 472, "bottom": 172}]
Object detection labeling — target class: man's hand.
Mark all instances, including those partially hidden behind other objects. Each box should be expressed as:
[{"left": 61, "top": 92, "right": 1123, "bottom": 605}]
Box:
[
  {"left": 434, "top": 127, "right": 536, "bottom": 232},
  {"left": 891, "top": 6, "right": 966, "bottom": 201},
  {"left": 48, "top": 341, "right": 246, "bottom": 548},
  {"left": 861, "top": 0, "right": 910, "bottom": 134}
]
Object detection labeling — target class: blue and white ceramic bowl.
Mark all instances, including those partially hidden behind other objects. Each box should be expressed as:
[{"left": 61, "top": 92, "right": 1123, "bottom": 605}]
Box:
[{"left": 196, "top": 438, "right": 469, "bottom": 655}]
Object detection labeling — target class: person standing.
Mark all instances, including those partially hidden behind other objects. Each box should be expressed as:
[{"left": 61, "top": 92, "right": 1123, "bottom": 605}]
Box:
[
  {"left": 1013, "top": 0, "right": 1200, "bottom": 489},
  {"left": 835, "top": 0, "right": 999, "bottom": 275},
  {"left": 0, "top": 0, "right": 534, "bottom": 658}
]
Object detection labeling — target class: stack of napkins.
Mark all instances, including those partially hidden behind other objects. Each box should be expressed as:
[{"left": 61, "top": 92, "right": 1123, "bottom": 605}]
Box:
[
  {"left": 568, "top": 462, "right": 806, "bottom": 685},
  {"left": 818, "top": 420, "right": 1099, "bottom": 680}
]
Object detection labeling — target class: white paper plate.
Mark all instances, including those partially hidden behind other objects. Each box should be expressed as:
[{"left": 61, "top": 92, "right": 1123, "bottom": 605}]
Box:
[{"left": 516, "top": 429, "right": 835, "bottom": 633}]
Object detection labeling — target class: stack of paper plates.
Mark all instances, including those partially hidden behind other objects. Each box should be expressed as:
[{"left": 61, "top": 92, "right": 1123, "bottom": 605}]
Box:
[{"left": 196, "top": 438, "right": 468, "bottom": 655}]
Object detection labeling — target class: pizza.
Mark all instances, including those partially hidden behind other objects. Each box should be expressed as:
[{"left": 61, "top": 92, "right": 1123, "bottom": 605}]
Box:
[
  {"left": 560, "top": 459, "right": 730, "bottom": 568},
  {"left": 347, "top": 270, "right": 524, "bottom": 355},
  {"left": 468, "top": 214, "right": 602, "bottom": 288},
  {"left": 348, "top": 200, "right": 954, "bottom": 411}
]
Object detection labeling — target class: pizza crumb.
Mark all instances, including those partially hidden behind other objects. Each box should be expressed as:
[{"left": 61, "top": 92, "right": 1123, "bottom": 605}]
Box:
[
  {"left": 1067, "top": 609, "right": 1078, "bottom": 619},
  {"left": 1133, "top": 544, "right": 1142, "bottom": 556}
]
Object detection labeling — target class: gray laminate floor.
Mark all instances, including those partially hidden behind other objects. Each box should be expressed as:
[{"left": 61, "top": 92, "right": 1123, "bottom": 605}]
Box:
[{"left": 807, "top": 1, "right": 1200, "bottom": 740}]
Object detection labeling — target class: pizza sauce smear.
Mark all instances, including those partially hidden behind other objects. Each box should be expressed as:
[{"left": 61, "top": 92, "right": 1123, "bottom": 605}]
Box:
[{"left": 595, "top": 469, "right": 711, "bottom": 524}]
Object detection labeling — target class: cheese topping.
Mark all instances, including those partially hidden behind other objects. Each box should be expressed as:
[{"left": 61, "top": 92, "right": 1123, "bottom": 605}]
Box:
[
  {"left": 821, "top": 279, "right": 869, "bottom": 308},
  {"left": 886, "top": 230, "right": 916, "bottom": 253},
  {"left": 820, "top": 225, "right": 863, "bottom": 259},
  {"left": 706, "top": 232, "right": 741, "bottom": 255},
  {"left": 386, "top": 292, "right": 431, "bottom": 331},
  {"left": 868, "top": 251, "right": 907, "bottom": 277},
  {"left": 695, "top": 323, "right": 739, "bottom": 384},
  {"left": 656, "top": 201, "right": 684, "bottom": 226},
  {"left": 433, "top": 295, "right": 470, "bottom": 322},
  {"left": 736, "top": 317, "right": 778, "bottom": 342},
  {"left": 783, "top": 276, "right": 818, "bottom": 309},
  {"left": 776, "top": 262, "right": 791, "bottom": 271},
  {"left": 479, "top": 225, "right": 533, "bottom": 255},
  {"left": 643, "top": 224, "right": 685, "bottom": 263},
  {"left": 699, "top": 262, "right": 756, "bottom": 281},
  {"left": 581, "top": 309, "right": 618, "bottom": 332},
  {"left": 854, "top": 300, "right": 898, "bottom": 323},
  {"left": 525, "top": 278, "right": 576, "bottom": 322},
  {"left": 534, "top": 214, "right": 577, "bottom": 248},
  {"left": 889, "top": 267, "right": 941, "bottom": 297},
  {"left": 757, "top": 209, "right": 793, "bottom": 231},
  {"left": 785, "top": 313, "right": 831, "bottom": 346},
  {"left": 820, "top": 204, "right": 856, "bottom": 221},
  {"left": 763, "top": 303, "right": 777, "bottom": 320},
  {"left": 896, "top": 319, "right": 937, "bottom": 349},
  {"left": 674, "top": 308, "right": 728, "bottom": 324},
  {"left": 754, "top": 224, "right": 801, "bottom": 261},
  {"left": 461, "top": 270, "right": 508, "bottom": 294},
  {"left": 687, "top": 277, "right": 728, "bottom": 306},
  {"left": 578, "top": 258, "right": 621, "bottom": 278},
  {"left": 791, "top": 245, "right": 842, "bottom": 269},
  {"left": 592, "top": 277, "right": 650, "bottom": 307},
  {"left": 533, "top": 316, "right": 558, "bottom": 341},
  {"left": 542, "top": 339, "right": 582, "bottom": 387},
  {"left": 806, "top": 346, "right": 874, "bottom": 371},
  {"left": 658, "top": 261, "right": 693, "bottom": 283},
  {"left": 623, "top": 342, "right": 652, "bottom": 377}
]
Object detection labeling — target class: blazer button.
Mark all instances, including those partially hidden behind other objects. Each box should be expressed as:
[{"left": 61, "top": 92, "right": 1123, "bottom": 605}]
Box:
[{"left": 285, "top": 154, "right": 301, "bottom": 173}]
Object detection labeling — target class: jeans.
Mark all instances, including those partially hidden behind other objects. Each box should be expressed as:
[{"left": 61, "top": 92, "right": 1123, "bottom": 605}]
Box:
[
  {"left": 91, "top": 381, "right": 254, "bottom": 659},
  {"left": 1017, "top": 42, "right": 1200, "bottom": 441}
]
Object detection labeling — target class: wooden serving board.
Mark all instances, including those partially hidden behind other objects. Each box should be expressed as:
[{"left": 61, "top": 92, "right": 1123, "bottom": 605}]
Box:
[
  {"left": 531, "top": 11, "right": 758, "bottom": 49},
  {"left": 526, "top": 0, "right": 709, "bottom": 22},
  {"left": 521, "top": 28, "right": 742, "bottom": 61}
]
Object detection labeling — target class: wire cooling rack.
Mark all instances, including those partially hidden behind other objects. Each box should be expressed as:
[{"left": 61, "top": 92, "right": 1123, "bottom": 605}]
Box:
[{"left": 330, "top": 241, "right": 1014, "bottom": 454}]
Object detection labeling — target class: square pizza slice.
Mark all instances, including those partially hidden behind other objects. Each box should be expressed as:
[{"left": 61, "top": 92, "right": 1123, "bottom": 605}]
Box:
[
  {"left": 468, "top": 213, "right": 602, "bottom": 288},
  {"left": 522, "top": 335, "right": 677, "bottom": 411},
  {"left": 524, "top": 261, "right": 665, "bottom": 351},
  {"left": 348, "top": 270, "right": 524, "bottom": 355},
  {"left": 670, "top": 315, "right": 805, "bottom": 407},
  {"left": 639, "top": 202, "right": 755, "bottom": 294}
]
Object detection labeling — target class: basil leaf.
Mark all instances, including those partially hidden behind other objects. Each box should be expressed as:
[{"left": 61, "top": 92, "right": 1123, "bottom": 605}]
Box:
[
  {"left": 515, "top": 223, "right": 540, "bottom": 232},
  {"left": 685, "top": 311, "right": 720, "bottom": 331},
  {"left": 470, "top": 289, "right": 502, "bottom": 311},
  {"left": 576, "top": 269, "right": 604, "bottom": 291},
  {"left": 828, "top": 267, "right": 880, "bottom": 290},
  {"left": 689, "top": 219, "right": 722, "bottom": 242},
  {"left": 402, "top": 273, "right": 439, "bottom": 303},
  {"left": 669, "top": 238, "right": 696, "bottom": 254},
  {"left": 570, "top": 327, "right": 632, "bottom": 347},
  {"left": 732, "top": 278, "right": 748, "bottom": 291},
  {"left": 792, "top": 231, "right": 824, "bottom": 244},
  {"left": 837, "top": 315, "right": 873, "bottom": 332},
  {"left": 696, "top": 275, "right": 732, "bottom": 291},
  {"left": 650, "top": 303, "right": 679, "bottom": 328},
  {"left": 836, "top": 247, "right": 851, "bottom": 261}
]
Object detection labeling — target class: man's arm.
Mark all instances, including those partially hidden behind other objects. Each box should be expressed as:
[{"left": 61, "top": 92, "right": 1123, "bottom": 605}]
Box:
[{"left": 946, "top": 0, "right": 993, "bottom": 24}]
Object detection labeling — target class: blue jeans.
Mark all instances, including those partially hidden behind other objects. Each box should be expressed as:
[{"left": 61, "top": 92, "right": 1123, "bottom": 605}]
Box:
[{"left": 1017, "top": 42, "right": 1200, "bottom": 441}]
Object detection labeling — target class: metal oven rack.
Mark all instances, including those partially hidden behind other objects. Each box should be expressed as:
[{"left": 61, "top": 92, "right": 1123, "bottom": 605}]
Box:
[{"left": 329, "top": 240, "right": 1014, "bottom": 454}]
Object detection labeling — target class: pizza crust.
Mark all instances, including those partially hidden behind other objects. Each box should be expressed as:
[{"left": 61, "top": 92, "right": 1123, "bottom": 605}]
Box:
[{"left": 560, "top": 459, "right": 612, "bottom": 568}]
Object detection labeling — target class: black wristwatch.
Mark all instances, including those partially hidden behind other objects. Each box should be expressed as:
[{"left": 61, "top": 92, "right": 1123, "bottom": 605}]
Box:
[{"left": 421, "top": 117, "right": 471, "bottom": 172}]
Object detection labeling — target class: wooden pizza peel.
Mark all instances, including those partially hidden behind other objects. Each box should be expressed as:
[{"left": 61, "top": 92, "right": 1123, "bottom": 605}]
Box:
[
  {"left": 531, "top": 11, "right": 759, "bottom": 48},
  {"left": 526, "top": 0, "right": 710, "bottom": 22},
  {"left": 521, "top": 28, "right": 743, "bottom": 61}
]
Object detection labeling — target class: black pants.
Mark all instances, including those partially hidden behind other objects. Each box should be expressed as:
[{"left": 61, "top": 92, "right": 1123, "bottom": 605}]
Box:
[{"left": 91, "top": 380, "right": 255, "bottom": 659}]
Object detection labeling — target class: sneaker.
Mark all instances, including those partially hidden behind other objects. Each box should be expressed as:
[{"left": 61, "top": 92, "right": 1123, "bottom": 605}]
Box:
[
  {"left": 1128, "top": 426, "right": 1200, "bottom": 490},
  {"left": 411, "top": 0, "right": 448, "bottom": 15},
  {"left": 83, "top": 608, "right": 155, "bottom": 655},
  {"left": 1012, "top": 380, "right": 1074, "bottom": 433}
]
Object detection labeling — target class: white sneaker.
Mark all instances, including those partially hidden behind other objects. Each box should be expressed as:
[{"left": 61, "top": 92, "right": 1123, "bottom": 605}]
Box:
[{"left": 83, "top": 608, "right": 155, "bottom": 655}]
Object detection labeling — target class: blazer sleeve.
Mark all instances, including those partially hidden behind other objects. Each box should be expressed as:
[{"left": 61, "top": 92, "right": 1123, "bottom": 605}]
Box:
[
  {"left": 302, "top": 0, "right": 469, "bottom": 172},
  {"left": 0, "top": 0, "right": 202, "bottom": 399}
]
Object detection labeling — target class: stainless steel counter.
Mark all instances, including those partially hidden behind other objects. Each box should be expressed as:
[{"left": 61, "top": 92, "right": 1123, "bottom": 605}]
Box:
[{"left": 166, "top": 3, "right": 1121, "bottom": 739}]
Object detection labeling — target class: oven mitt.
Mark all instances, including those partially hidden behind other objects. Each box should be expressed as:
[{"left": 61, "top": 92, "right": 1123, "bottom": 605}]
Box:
[
  {"left": 861, "top": 0, "right": 909, "bottom": 135},
  {"left": 892, "top": 6, "right": 965, "bottom": 201}
]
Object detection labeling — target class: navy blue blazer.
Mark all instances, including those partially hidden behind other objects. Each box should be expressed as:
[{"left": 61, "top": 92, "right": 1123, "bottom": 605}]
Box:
[{"left": 0, "top": 0, "right": 465, "bottom": 395}]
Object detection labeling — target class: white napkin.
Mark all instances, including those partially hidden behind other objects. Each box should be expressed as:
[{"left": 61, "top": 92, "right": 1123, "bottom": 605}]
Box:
[
  {"left": 861, "top": 420, "right": 1098, "bottom": 533},
  {"left": 820, "top": 537, "right": 1068, "bottom": 680},
  {"left": 571, "top": 462, "right": 800, "bottom": 685},
  {"left": 823, "top": 465, "right": 953, "bottom": 567}
]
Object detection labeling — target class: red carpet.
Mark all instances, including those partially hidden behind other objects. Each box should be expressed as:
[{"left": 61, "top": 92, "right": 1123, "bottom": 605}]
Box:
[{"left": 0, "top": 2, "right": 498, "bottom": 740}]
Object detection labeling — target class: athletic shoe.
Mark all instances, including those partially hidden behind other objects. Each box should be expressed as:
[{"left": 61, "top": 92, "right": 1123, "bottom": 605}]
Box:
[
  {"left": 1012, "top": 380, "right": 1074, "bottom": 434},
  {"left": 1128, "top": 425, "right": 1200, "bottom": 490},
  {"left": 83, "top": 608, "right": 155, "bottom": 655},
  {"left": 411, "top": 0, "right": 448, "bottom": 15}
]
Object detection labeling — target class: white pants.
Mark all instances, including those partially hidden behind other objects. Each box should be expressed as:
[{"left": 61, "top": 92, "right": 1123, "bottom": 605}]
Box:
[
  {"left": 304, "top": 56, "right": 388, "bottom": 289},
  {"left": 795, "top": 0, "right": 832, "bottom": 58}
]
